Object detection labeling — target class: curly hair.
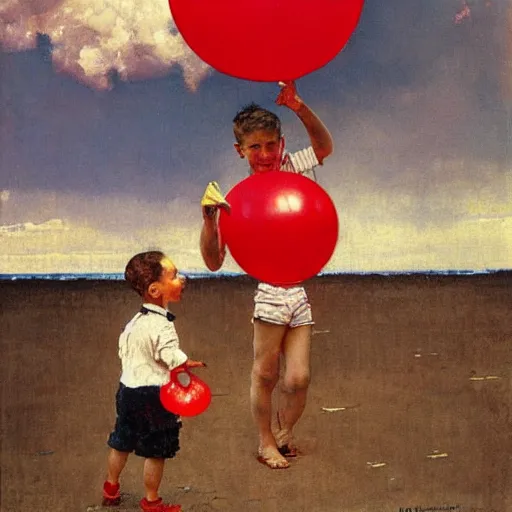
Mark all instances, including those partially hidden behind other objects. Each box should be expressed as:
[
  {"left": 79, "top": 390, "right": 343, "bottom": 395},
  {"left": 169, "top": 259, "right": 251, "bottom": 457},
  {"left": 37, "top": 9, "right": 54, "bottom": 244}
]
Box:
[
  {"left": 124, "top": 251, "right": 165, "bottom": 296},
  {"left": 233, "top": 102, "right": 282, "bottom": 145}
]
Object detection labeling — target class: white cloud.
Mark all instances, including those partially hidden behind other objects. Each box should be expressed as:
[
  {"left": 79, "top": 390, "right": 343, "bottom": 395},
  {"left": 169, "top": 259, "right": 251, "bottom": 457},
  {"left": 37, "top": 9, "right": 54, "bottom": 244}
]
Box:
[
  {"left": 0, "top": 0, "right": 211, "bottom": 91},
  {"left": 324, "top": 162, "right": 512, "bottom": 271},
  {"left": 0, "top": 189, "right": 244, "bottom": 274},
  {"left": 331, "top": 214, "right": 511, "bottom": 273},
  {"left": 1, "top": 159, "right": 512, "bottom": 274}
]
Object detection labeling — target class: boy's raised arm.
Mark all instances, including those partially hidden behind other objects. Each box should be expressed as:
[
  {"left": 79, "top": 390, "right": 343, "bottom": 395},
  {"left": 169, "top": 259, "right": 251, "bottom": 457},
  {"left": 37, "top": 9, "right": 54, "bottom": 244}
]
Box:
[
  {"left": 200, "top": 209, "right": 226, "bottom": 271},
  {"left": 276, "top": 81, "right": 334, "bottom": 165},
  {"left": 199, "top": 182, "right": 229, "bottom": 271}
]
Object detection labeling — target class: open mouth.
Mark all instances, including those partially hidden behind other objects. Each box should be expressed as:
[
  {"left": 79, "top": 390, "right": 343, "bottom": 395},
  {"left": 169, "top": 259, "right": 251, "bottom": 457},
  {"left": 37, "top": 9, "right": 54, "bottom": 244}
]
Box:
[{"left": 257, "top": 163, "right": 275, "bottom": 171}]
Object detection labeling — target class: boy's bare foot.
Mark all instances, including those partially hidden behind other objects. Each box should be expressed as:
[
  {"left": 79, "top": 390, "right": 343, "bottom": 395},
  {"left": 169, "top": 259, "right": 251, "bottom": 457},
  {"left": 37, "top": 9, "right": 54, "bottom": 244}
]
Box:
[
  {"left": 257, "top": 446, "right": 290, "bottom": 469},
  {"left": 275, "top": 429, "right": 298, "bottom": 457},
  {"left": 278, "top": 444, "right": 298, "bottom": 457}
]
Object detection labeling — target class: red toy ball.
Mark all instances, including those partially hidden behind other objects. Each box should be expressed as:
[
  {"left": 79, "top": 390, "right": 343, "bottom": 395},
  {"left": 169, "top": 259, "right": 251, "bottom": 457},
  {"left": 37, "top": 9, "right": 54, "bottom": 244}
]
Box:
[
  {"left": 219, "top": 171, "right": 339, "bottom": 286},
  {"left": 160, "top": 367, "right": 212, "bottom": 417},
  {"left": 168, "top": 0, "right": 364, "bottom": 82}
]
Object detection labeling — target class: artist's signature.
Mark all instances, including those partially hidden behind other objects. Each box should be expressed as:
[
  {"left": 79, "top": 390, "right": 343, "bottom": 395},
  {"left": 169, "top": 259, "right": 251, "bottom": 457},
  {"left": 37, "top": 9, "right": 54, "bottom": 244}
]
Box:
[
  {"left": 465, "top": 510, "right": 501, "bottom": 512},
  {"left": 398, "top": 508, "right": 500, "bottom": 512}
]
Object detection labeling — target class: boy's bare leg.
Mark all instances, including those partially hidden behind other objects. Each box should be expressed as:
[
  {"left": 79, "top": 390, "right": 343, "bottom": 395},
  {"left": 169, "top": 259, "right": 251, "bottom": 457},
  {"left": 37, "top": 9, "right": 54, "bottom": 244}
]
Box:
[
  {"left": 251, "top": 320, "right": 289, "bottom": 468},
  {"left": 143, "top": 457, "right": 165, "bottom": 502},
  {"left": 106, "top": 448, "right": 130, "bottom": 484},
  {"left": 276, "top": 324, "right": 312, "bottom": 453}
]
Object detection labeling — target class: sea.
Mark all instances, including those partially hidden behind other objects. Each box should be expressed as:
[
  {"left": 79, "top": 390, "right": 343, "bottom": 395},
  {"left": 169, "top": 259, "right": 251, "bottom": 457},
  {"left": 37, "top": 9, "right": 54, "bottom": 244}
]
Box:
[{"left": 0, "top": 269, "right": 506, "bottom": 281}]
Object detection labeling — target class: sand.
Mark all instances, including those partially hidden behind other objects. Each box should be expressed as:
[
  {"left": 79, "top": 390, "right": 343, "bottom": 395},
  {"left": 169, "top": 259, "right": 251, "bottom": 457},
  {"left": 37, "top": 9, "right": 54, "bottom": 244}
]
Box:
[{"left": 1, "top": 273, "right": 512, "bottom": 512}]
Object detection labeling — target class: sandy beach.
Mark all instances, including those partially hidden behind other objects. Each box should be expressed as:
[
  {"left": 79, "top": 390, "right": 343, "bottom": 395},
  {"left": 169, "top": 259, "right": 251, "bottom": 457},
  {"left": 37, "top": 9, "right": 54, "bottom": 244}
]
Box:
[{"left": 1, "top": 272, "right": 511, "bottom": 512}]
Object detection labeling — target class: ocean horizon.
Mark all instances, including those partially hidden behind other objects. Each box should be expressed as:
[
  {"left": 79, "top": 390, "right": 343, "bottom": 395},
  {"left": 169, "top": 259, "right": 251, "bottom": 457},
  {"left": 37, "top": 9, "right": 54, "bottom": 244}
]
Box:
[{"left": 1, "top": 269, "right": 510, "bottom": 281}]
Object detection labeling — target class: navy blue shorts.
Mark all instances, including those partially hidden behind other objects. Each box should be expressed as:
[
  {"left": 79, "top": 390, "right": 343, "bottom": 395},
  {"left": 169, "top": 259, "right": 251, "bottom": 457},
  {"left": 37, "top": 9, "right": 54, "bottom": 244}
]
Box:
[{"left": 107, "top": 383, "right": 182, "bottom": 459}]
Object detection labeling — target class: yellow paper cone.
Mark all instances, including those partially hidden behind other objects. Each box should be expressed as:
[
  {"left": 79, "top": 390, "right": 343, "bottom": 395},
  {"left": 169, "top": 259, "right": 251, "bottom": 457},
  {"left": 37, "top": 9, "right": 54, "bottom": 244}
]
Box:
[{"left": 201, "top": 182, "right": 231, "bottom": 211}]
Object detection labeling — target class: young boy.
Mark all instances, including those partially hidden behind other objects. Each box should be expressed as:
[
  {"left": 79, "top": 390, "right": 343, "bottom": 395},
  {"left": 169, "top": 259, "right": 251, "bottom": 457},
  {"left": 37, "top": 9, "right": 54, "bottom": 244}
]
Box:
[
  {"left": 102, "top": 251, "right": 205, "bottom": 511},
  {"left": 200, "top": 81, "right": 333, "bottom": 469}
]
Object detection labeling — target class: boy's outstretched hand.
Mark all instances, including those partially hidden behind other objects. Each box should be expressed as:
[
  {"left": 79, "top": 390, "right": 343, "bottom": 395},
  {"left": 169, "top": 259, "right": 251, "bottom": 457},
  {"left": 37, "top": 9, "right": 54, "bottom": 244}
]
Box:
[
  {"left": 276, "top": 81, "right": 303, "bottom": 113},
  {"left": 185, "top": 359, "right": 207, "bottom": 369}
]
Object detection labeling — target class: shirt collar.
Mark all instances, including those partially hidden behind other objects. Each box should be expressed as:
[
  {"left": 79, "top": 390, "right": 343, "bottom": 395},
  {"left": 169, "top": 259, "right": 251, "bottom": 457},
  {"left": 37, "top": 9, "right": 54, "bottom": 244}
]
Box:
[{"left": 140, "top": 303, "right": 176, "bottom": 322}]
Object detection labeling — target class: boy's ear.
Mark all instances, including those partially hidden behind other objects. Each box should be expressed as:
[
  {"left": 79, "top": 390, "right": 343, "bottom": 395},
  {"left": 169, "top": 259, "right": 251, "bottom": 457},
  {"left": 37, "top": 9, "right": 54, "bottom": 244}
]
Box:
[
  {"left": 148, "top": 283, "right": 160, "bottom": 298},
  {"left": 234, "top": 143, "right": 244, "bottom": 159}
]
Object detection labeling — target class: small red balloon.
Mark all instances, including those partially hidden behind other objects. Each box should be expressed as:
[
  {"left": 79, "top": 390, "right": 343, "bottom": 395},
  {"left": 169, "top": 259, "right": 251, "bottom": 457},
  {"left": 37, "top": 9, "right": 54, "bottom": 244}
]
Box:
[
  {"left": 168, "top": 0, "right": 364, "bottom": 82},
  {"left": 219, "top": 171, "right": 339, "bottom": 286},
  {"left": 160, "top": 367, "right": 212, "bottom": 417}
]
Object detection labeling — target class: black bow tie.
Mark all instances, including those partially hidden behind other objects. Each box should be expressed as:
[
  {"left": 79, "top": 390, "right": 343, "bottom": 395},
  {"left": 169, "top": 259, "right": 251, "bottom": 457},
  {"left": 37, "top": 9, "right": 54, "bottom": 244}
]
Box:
[{"left": 140, "top": 306, "right": 176, "bottom": 322}]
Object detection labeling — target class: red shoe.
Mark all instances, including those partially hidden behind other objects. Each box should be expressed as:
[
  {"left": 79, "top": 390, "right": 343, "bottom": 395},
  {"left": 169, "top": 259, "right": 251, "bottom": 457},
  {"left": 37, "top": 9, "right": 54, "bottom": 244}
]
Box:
[
  {"left": 139, "top": 497, "right": 181, "bottom": 512},
  {"left": 102, "top": 481, "right": 121, "bottom": 506}
]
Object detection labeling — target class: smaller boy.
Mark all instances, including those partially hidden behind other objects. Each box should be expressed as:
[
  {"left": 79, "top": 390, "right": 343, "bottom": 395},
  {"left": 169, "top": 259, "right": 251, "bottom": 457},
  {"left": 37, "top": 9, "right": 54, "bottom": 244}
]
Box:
[{"left": 102, "top": 251, "right": 205, "bottom": 512}]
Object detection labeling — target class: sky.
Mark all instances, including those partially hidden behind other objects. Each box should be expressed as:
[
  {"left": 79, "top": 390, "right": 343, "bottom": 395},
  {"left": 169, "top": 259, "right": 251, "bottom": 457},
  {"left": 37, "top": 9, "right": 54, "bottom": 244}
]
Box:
[{"left": 0, "top": 0, "right": 511, "bottom": 274}]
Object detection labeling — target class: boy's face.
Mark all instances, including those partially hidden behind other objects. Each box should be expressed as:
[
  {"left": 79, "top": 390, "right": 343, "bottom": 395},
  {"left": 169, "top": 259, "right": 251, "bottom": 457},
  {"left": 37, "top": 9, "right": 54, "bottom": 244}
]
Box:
[
  {"left": 235, "top": 129, "right": 284, "bottom": 174},
  {"left": 149, "top": 257, "right": 186, "bottom": 306}
]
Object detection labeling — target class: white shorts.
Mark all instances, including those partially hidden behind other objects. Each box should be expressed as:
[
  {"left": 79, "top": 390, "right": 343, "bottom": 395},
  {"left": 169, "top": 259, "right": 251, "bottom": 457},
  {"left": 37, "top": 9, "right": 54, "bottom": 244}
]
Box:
[{"left": 253, "top": 283, "right": 314, "bottom": 328}]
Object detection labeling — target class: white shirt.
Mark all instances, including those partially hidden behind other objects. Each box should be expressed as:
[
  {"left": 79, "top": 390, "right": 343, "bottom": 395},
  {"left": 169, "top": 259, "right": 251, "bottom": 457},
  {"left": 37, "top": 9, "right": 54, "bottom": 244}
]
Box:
[{"left": 118, "top": 303, "right": 188, "bottom": 388}]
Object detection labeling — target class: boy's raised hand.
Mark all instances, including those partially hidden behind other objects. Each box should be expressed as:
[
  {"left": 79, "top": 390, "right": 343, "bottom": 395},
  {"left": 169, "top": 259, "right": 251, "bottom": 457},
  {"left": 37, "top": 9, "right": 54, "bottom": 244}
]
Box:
[{"left": 276, "top": 81, "right": 303, "bottom": 113}]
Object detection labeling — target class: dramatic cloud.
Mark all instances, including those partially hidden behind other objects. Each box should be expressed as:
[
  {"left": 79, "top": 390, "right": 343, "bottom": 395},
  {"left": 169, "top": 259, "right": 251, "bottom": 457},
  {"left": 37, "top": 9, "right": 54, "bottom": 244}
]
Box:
[{"left": 0, "top": 0, "right": 211, "bottom": 90}]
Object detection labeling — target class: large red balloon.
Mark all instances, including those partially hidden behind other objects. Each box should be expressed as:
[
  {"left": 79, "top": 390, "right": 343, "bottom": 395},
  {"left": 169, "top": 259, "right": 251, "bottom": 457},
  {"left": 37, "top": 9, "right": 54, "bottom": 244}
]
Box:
[
  {"left": 219, "top": 171, "right": 339, "bottom": 286},
  {"left": 160, "top": 367, "right": 212, "bottom": 417},
  {"left": 168, "top": 0, "right": 364, "bottom": 82}
]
